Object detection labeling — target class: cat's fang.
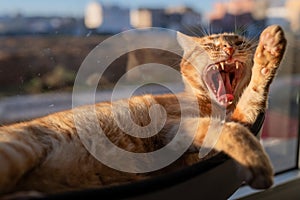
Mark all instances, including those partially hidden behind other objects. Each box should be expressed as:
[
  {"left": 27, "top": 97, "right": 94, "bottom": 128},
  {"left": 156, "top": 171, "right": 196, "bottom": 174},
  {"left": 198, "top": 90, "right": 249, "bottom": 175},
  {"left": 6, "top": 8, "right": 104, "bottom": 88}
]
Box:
[
  {"left": 235, "top": 61, "right": 239, "bottom": 69},
  {"left": 220, "top": 62, "right": 225, "bottom": 70}
]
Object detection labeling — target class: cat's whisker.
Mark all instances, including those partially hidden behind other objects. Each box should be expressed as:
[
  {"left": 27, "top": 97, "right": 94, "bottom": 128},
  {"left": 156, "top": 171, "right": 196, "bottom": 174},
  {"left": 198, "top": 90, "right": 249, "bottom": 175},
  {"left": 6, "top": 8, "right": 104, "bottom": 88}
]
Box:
[
  {"left": 245, "top": 32, "right": 260, "bottom": 47},
  {"left": 181, "top": 23, "right": 200, "bottom": 37}
]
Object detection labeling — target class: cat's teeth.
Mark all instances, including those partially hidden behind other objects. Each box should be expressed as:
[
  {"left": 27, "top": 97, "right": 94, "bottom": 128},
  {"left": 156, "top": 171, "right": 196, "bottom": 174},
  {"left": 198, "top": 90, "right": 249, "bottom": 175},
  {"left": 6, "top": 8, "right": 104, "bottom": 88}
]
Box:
[
  {"left": 213, "top": 65, "right": 218, "bottom": 70},
  {"left": 220, "top": 62, "right": 225, "bottom": 70},
  {"left": 235, "top": 61, "right": 239, "bottom": 69}
]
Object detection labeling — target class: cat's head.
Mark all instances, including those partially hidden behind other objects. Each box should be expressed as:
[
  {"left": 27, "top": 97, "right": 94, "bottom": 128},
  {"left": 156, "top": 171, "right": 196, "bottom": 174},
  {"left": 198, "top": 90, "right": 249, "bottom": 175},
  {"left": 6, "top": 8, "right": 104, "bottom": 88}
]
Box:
[{"left": 177, "top": 32, "right": 255, "bottom": 108}]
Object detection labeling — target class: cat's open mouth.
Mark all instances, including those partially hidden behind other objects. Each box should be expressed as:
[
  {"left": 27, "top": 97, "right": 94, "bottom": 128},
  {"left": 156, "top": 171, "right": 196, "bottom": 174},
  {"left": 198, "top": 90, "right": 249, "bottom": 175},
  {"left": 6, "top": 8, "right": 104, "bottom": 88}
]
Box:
[{"left": 204, "top": 60, "right": 244, "bottom": 107}]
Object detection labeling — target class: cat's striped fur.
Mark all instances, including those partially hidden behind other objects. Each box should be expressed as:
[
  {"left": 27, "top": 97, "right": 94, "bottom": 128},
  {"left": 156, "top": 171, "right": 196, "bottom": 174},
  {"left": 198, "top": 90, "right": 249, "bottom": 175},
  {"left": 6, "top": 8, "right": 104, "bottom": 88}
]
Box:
[{"left": 0, "top": 25, "right": 286, "bottom": 196}]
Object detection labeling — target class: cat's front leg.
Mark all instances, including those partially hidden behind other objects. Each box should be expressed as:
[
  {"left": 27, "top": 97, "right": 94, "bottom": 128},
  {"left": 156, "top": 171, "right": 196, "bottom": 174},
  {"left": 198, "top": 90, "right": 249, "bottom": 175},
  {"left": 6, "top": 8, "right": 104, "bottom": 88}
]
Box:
[
  {"left": 214, "top": 121, "right": 274, "bottom": 189},
  {"left": 186, "top": 117, "right": 273, "bottom": 189},
  {"left": 231, "top": 25, "right": 287, "bottom": 125}
]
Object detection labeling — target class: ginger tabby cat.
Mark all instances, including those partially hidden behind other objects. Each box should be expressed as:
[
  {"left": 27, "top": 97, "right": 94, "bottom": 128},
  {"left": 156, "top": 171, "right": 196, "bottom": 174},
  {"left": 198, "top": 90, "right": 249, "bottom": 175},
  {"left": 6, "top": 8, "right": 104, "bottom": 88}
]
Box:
[{"left": 0, "top": 25, "right": 286, "bottom": 196}]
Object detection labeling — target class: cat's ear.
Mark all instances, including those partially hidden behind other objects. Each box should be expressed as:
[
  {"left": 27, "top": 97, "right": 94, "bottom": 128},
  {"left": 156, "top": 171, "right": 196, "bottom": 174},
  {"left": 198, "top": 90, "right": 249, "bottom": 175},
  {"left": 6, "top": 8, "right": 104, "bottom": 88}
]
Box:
[{"left": 177, "top": 31, "right": 196, "bottom": 52}]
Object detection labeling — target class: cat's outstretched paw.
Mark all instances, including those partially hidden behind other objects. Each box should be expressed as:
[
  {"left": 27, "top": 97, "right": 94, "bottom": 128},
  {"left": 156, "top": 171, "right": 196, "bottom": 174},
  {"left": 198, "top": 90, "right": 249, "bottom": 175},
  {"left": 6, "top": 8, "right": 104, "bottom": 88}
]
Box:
[
  {"left": 217, "top": 122, "right": 274, "bottom": 189},
  {"left": 240, "top": 151, "right": 274, "bottom": 189},
  {"left": 254, "top": 25, "right": 287, "bottom": 76},
  {"left": 244, "top": 162, "right": 274, "bottom": 189}
]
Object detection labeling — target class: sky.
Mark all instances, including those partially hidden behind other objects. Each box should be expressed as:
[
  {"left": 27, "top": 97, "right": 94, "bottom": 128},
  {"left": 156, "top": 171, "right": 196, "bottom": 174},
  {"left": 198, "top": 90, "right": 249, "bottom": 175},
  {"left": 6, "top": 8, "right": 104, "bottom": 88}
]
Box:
[{"left": 0, "top": 0, "right": 216, "bottom": 17}]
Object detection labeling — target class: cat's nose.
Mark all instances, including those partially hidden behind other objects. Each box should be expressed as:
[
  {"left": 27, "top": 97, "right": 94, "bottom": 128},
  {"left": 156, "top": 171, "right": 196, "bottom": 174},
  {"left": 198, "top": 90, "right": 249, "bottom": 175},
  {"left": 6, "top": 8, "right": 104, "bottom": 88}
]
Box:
[{"left": 223, "top": 46, "right": 234, "bottom": 56}]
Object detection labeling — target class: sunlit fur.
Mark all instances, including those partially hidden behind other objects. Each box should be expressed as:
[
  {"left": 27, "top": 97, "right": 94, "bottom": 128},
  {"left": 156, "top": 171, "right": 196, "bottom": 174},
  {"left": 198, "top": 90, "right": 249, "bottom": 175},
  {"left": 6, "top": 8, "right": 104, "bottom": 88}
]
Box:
[{"left": 0, "top": 25, "right": 286, "bottom": 197}]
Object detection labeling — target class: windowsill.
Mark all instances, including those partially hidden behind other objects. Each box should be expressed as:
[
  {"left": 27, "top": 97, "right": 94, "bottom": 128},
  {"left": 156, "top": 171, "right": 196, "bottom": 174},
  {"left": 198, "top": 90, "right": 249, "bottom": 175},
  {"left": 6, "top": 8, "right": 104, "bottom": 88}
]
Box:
[{"left": 229, "top": 169, "right": 300, "bottom": 199}]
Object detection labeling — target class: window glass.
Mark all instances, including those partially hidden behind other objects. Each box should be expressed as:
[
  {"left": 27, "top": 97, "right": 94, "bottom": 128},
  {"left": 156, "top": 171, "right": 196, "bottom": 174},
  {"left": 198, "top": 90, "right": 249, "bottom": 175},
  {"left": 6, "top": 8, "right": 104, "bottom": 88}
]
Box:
[{"left": 0, "top": 0, "right": 299, "bottom": 175}]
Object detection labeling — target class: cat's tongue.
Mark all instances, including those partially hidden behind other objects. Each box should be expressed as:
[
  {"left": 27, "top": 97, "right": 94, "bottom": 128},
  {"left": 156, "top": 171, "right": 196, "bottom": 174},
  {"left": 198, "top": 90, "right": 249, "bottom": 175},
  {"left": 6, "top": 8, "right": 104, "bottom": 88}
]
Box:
[{"left": 217, "top": 72, "right": 234, "bottom": 104}]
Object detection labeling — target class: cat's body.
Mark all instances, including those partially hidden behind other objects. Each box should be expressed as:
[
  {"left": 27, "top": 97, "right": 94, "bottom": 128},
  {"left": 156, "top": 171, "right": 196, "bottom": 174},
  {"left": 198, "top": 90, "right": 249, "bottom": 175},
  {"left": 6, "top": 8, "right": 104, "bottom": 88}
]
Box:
[{"left": 0, "top": 25, "right": 286, "bottom": 196}]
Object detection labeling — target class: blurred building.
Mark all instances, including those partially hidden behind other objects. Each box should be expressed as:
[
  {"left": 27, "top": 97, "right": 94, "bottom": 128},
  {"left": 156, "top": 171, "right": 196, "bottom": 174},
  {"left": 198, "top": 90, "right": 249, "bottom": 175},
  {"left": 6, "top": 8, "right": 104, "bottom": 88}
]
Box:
[
  {"left": 130, "top": 9, "right": 153, "bottom": 28},
  {"left": 207, "top": 0, "right": 268, "bottom": 37},
  {"left": 207, "top": 0, "right": 300, "bottom": 36},
  {"left": 85, "top": 1, "right": 132, "bottom": 34},
  {"left": 130, "top": 6, "right": 202, "bottom": 35},
  {"left": 0, "top": 14, "right": 84, "bottom": 36},
  {"left": 84, "top": 1, "right": 103, "bottom": 29},
  {"left": 285, "top": 0, "right": 300, "bottom": 33},
  {"left": 164, "top": 6, "right": 202, "bottom": 35},
  {"left": 84, "top": 1, "right": 202, "bottom": 35}
]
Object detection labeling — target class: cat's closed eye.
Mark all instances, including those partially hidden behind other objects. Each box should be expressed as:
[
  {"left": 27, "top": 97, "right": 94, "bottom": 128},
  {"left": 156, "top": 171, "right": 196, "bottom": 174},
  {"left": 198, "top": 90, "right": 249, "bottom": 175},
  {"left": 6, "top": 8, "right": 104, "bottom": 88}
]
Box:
[
  {"left": 203, "top": 43, "right": 214, "bottom": 48},
  {"left": 234, "top": 41, "right": 244, "bottom": 46}
]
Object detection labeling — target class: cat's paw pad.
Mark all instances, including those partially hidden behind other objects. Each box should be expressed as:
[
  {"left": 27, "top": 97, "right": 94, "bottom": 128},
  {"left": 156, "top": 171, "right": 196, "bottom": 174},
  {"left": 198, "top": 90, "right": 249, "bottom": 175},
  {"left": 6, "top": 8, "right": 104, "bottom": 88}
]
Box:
[{"left": 254, "top": 25, "right": 286, "bottom": 75}]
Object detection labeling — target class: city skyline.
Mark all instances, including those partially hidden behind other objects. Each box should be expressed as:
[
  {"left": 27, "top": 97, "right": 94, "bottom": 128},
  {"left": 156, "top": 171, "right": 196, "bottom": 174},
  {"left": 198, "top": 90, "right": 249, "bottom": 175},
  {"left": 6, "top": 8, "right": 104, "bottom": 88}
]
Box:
[{"left": 0, "top": 0, "right": 215, "bottom": 17}]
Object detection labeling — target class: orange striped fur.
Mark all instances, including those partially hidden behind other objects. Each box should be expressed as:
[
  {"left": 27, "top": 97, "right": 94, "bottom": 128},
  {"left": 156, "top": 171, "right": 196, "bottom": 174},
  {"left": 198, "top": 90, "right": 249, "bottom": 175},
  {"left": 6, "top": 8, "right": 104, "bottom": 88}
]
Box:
[{"left": 0, "top": 25, "right": 286, "bottom": 197}]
